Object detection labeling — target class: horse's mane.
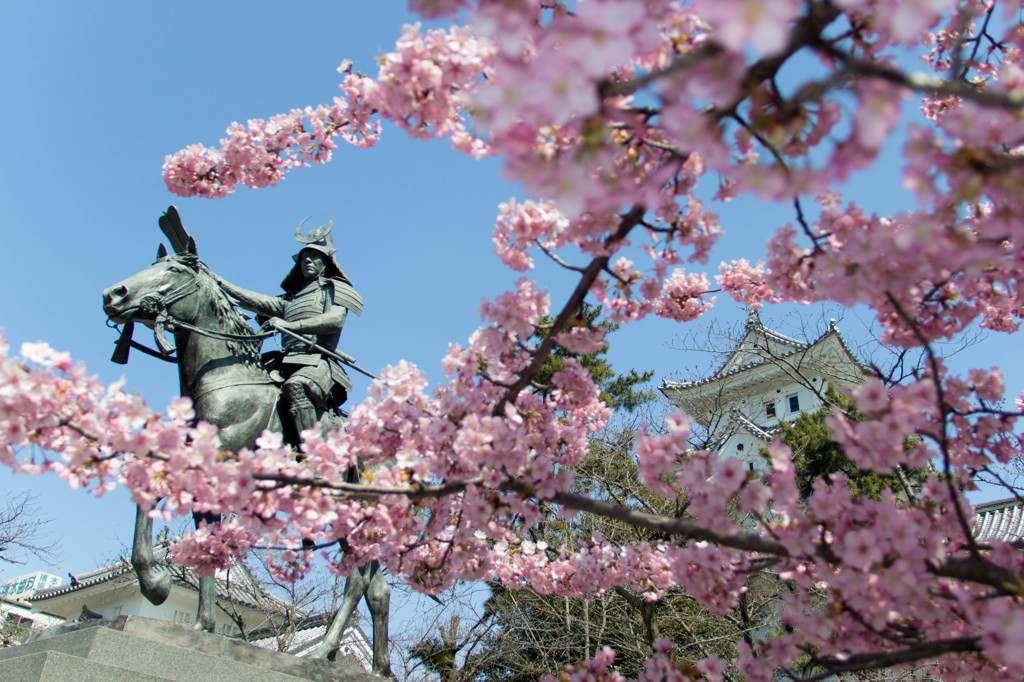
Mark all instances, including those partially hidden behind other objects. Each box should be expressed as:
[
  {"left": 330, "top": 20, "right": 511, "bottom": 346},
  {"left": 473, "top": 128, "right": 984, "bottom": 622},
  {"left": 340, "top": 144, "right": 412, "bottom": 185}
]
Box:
[{"left": 177, "top": 255, "right": 265, "bottom": 368}]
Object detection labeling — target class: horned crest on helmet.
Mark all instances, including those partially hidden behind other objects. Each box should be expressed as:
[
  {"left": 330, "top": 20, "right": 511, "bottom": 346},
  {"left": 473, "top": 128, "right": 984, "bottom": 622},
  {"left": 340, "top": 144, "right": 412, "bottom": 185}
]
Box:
[{"left": 281, "top": 216, "right": 354, "bottom": 292}]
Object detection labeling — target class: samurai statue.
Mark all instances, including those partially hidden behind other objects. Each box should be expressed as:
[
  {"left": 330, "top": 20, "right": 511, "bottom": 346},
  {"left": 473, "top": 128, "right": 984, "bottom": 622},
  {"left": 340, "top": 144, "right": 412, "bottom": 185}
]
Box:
[{"left": 213, "top": 219, "right": 362, "bottom": 439}]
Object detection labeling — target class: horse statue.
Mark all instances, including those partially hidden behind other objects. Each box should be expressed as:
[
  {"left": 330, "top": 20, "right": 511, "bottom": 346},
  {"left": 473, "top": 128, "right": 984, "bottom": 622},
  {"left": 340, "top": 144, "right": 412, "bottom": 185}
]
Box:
[{"left": 101, "top": 207, "right": 393, "bottom": 677}]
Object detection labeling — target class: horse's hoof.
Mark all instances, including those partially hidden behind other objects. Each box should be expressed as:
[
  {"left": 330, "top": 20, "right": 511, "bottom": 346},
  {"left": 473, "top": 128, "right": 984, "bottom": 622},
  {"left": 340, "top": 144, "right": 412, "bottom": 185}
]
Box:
[{"left": 135, "top": 570, "right": 171, "bottom": 606}]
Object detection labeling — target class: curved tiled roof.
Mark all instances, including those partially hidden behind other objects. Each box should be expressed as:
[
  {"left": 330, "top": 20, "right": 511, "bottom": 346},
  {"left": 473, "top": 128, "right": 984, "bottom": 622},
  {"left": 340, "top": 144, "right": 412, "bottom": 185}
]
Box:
[
  {"left": 28, "top": 543, "right": 291, "bottom": 615},
  {"left": 248, "top": 614, "right": 373, "bottom": 672},
  {"left": 708, "top": 309, "right": 808, "bottom": 377},
  {"left": 660, "top": 315, "right": 863, "bottom": 395},
  {"left": 973, "top": 497, "right": 1024, "bottom": 543},
  {"left": 28, "top": 561, "right": 135, "bottom": 600},
  {"left": 730, "top": 410, "right": 782, "bottom": 442}
]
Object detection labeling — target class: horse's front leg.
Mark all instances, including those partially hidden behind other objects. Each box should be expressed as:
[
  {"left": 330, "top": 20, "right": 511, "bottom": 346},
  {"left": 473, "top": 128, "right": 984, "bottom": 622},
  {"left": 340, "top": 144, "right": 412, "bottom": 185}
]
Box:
[
  {"left": 132, "top": 505, "right": 171, "bottom": 605},
  {"left": 192, "top": 511, "right": 218, "bottom": 632},
  {"left": 307, "top": 559, "right": 372, "bottom": 661}
]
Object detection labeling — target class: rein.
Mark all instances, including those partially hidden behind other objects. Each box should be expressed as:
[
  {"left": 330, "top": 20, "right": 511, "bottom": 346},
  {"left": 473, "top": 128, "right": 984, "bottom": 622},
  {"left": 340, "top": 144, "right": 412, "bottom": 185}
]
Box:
[
  {"left": 160, "top": 315, "right": 275, "bottom": 343},
  {"left": 109, "top": 316, "right": 274, "bottom": 365},
  {"left": 110, "top": 272, "right": 206, "bottom": 364},
  {"left": 109, "top": 274, "right": 269, "bottom": 364},
  {"left": 108, "top": 272, "right": 377, "bottom": 379}
]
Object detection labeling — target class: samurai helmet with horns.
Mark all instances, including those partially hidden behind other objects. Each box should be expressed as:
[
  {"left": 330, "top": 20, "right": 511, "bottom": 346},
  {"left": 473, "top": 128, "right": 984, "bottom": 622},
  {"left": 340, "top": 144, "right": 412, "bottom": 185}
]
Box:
[{"left": 281, "top": 216, "right": 354, "bottom": 293}]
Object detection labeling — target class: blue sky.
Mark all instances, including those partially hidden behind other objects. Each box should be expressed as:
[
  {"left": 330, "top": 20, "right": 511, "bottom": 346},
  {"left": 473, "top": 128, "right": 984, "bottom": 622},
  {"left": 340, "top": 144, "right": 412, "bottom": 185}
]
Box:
[{"left": 1, "top": 2, "right": 1021, "bottom": 587}]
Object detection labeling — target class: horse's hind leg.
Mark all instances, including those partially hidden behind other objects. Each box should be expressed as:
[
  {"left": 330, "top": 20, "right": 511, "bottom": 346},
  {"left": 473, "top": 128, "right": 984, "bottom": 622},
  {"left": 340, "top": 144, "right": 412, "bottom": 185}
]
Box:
[
  {"left": 191, "top": 511, "right": 218, "bottom": 632},
  {"left": 132, "top": 505, "right": 171, "bottom": 605},
  {"left": 364, "top": 561, "right": 392, "bottom": 677},
  {"left": 193, "top": 575, "right": 216, "bottom": 632},
  {"left": 307, "top": 560, "right": 371, "bottom": 661}
]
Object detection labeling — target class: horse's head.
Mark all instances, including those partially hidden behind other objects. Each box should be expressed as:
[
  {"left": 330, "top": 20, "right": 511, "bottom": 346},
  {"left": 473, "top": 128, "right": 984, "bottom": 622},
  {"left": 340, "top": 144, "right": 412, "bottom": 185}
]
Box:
[{"left": 102, "top": 243, "right": 202, "bottom": 328}]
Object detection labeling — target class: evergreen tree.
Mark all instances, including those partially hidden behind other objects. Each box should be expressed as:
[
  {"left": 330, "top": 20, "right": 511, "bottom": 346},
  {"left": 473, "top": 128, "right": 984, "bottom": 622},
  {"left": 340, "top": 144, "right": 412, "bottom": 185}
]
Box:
[
  {"left": 530, "top": 304, "right": 655, "bottom": 413},
  {"left": 469, "top": 429, "right": 779, "bottom": 680},
  {"left": 771, "top": 385, "right": 930, "bottom": 501}
]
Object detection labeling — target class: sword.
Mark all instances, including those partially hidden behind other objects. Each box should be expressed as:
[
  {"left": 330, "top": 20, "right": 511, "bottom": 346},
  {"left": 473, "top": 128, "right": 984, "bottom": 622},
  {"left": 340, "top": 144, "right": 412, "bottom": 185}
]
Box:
[{"left": 273, "top": 326, "right": 378, "bottom": 380}]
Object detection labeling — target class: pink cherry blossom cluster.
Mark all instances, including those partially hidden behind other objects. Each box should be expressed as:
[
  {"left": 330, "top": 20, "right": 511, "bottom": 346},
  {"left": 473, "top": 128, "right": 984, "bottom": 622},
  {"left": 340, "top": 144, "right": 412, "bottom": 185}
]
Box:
[
  {"left": 162, "top": 23, "right": 492, "bottom": 198},
  {"left": 366, "top": 23, "right": 493, "bottom": 156},
  {"left": 752, "top": 193, "right": 1024, "bottom": 345},
  {"left": 697, "top": 0, "right": 802, "bottom": 54},
  {"left": 634, "top": 410, "right": 692, "bottom": 498},
  {"left": 715, "top": 258, "right": 775, "bottom": 308},
  {"left": 828, "top": 378, "right": 939, "bottom": 472},
  {"left": 493, "top": 198, "right": 569, "bottom": 272},
  {"left": 653, "top": 269, "right": 714, "bottom": 322},
  {"left": 162, "top": 103, "right": 378, "bottom": 199},
  {"left": 4, "top": 323, "right": 1024, "bottom": 678},
  {"left": 478, "top": 276, "right": 550, "bottom": 340}
]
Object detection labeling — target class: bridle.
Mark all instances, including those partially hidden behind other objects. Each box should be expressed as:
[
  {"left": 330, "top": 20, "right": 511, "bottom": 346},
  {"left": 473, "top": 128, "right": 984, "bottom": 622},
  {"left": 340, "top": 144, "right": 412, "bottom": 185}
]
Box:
[
  {"left": 108, "top": 260, "right": 377, "bottom": 380},
  {"left": 109, "top": 262, "right": 269, "bottom": 364}
]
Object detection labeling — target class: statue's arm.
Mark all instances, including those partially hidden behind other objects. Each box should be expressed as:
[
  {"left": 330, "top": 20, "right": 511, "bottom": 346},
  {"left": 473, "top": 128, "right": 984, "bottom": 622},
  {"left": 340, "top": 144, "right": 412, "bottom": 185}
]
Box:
[{"left": 214, "top": 277, "right": 285, "bottom": 317}]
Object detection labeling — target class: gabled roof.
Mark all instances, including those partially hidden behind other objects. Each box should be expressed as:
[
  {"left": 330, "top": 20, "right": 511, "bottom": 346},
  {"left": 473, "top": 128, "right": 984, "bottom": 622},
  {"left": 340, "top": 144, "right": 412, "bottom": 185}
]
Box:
[
  {"left": 28, "top": 542, "right": 291, "bottom": 616},
  {"left": 729, "top": 410, "right": 782, "bottom": 443},
  {"left": 27, "top": 560, "right": 134, "bottom": 601},
  {"left": 660, "top": 310, "right": 866, "bottom": 401},
  {"left": 973, "top": 497, "right": 1024, "bottom": 543},
  {"left": 714, "top": 309, "right": 808, "bottom": 378},
  {"left": 248, "top": 612, "right": 372, "bottom": 662}
]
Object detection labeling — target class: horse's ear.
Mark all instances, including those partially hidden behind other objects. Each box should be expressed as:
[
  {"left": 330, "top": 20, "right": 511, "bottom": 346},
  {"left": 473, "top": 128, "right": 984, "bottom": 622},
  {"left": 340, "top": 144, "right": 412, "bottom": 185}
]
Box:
[
  {"left": 187, "top": 236, "right": 197, "bottom": 256},
  {"left": 156, "top": 243, "right": 168, "bottom": 261}
]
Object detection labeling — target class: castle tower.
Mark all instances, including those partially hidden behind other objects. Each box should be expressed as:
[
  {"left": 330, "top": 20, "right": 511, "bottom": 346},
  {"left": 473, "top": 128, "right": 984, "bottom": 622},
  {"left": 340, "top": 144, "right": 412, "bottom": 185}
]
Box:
[{"left": 659, "top": 310, "right": 867, "bottom": 472}]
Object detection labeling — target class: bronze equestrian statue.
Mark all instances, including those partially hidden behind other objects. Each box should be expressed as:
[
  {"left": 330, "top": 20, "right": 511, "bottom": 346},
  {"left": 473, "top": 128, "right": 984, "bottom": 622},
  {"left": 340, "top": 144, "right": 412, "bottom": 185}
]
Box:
[
  {"left": 101, "top": 207, "right": 392, "bottom": 676},
  {"left": 209, "top": 217, "right": 361, "bottom": 441}
]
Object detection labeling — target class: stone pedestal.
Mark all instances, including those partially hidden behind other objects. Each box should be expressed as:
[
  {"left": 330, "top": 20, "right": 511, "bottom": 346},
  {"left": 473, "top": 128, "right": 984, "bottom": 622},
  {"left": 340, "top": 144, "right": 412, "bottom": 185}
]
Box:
[{"left": 0, "top": 615, "right": 380, "bottom": 681}]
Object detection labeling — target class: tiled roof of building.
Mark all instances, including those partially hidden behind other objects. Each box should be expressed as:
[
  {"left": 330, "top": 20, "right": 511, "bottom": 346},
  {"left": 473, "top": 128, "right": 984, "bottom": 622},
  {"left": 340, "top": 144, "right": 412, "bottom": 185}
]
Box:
[
  {"left": 247, "top": 613, "right": 373, "bottom": 672},
  {"left": 973, "top": 497, "right": 1024, "bottom": 544},
  {"left": 28, "top": 542, "right": 291, "bottom": 615},
  {"left": 730, "top": 410, "right": 783, "bottom": 442},
  {"left": 660, "top": 310, "right": 862, "bottom": 395}
]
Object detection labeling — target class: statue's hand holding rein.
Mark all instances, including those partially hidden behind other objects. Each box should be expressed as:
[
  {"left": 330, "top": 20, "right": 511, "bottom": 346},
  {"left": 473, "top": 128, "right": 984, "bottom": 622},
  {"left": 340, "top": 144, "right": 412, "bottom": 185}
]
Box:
[
  {"left": 258, "top": 317, "right": 283, "bottom": 333},
  {"left": 259, "top": 317, "right": 299, "bottom": 337}
]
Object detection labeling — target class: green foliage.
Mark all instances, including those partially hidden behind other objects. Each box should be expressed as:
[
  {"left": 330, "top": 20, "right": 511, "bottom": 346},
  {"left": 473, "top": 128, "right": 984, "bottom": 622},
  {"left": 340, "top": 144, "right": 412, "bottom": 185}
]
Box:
[
  {"left": 532, "top": 304, "right": 655, "bottom": 413},
  {"left": 470, "top": 428, "right": 772, "bottom": 680},
  {"left": 770, "top": 385, "right": 930, "bottom": 500},
  {"left": 409, "top": 616, "right": 472, "bottom": 682}
]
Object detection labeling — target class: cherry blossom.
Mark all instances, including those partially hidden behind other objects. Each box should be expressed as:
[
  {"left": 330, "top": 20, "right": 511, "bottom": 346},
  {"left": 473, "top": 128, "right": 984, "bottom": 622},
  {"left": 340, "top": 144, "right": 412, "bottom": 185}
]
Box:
[{"left": 12, "top": 0, "right": 1024, "bottom": 678}]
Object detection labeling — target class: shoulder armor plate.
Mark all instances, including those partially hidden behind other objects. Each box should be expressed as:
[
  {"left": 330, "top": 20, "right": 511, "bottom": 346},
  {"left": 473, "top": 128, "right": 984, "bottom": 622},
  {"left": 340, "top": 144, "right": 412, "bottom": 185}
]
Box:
[{"left": 330, "top": 279, "right": 363, "bottom": 316}]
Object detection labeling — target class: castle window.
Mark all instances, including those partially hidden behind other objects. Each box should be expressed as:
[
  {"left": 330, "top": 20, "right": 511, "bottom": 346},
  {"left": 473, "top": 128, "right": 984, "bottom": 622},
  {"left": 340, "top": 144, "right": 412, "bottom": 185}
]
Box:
[
  {"left": 765, "top": 402, "right": 776, "bottom": 418},
  {"left": 788, "top": 395, "right": 800, "bottom": 413},
  {"left": 737, "top": 443, "right": 745, "bottom": 451}
]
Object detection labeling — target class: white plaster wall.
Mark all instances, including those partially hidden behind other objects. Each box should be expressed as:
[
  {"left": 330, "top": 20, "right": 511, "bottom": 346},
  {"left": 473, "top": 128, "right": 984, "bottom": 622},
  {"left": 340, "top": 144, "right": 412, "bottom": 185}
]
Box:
[
  {"left": 73, "top": 586, "right": 255, "bottom": 636},
  {"left": 717, "top": 433, "right": 770, "bottom": 474},
  {"left": 713, "top": 375, "right": 832, "bottom": 472},
  {"left": 721, "top": 377, "right": 828, "bottom": 432}
]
